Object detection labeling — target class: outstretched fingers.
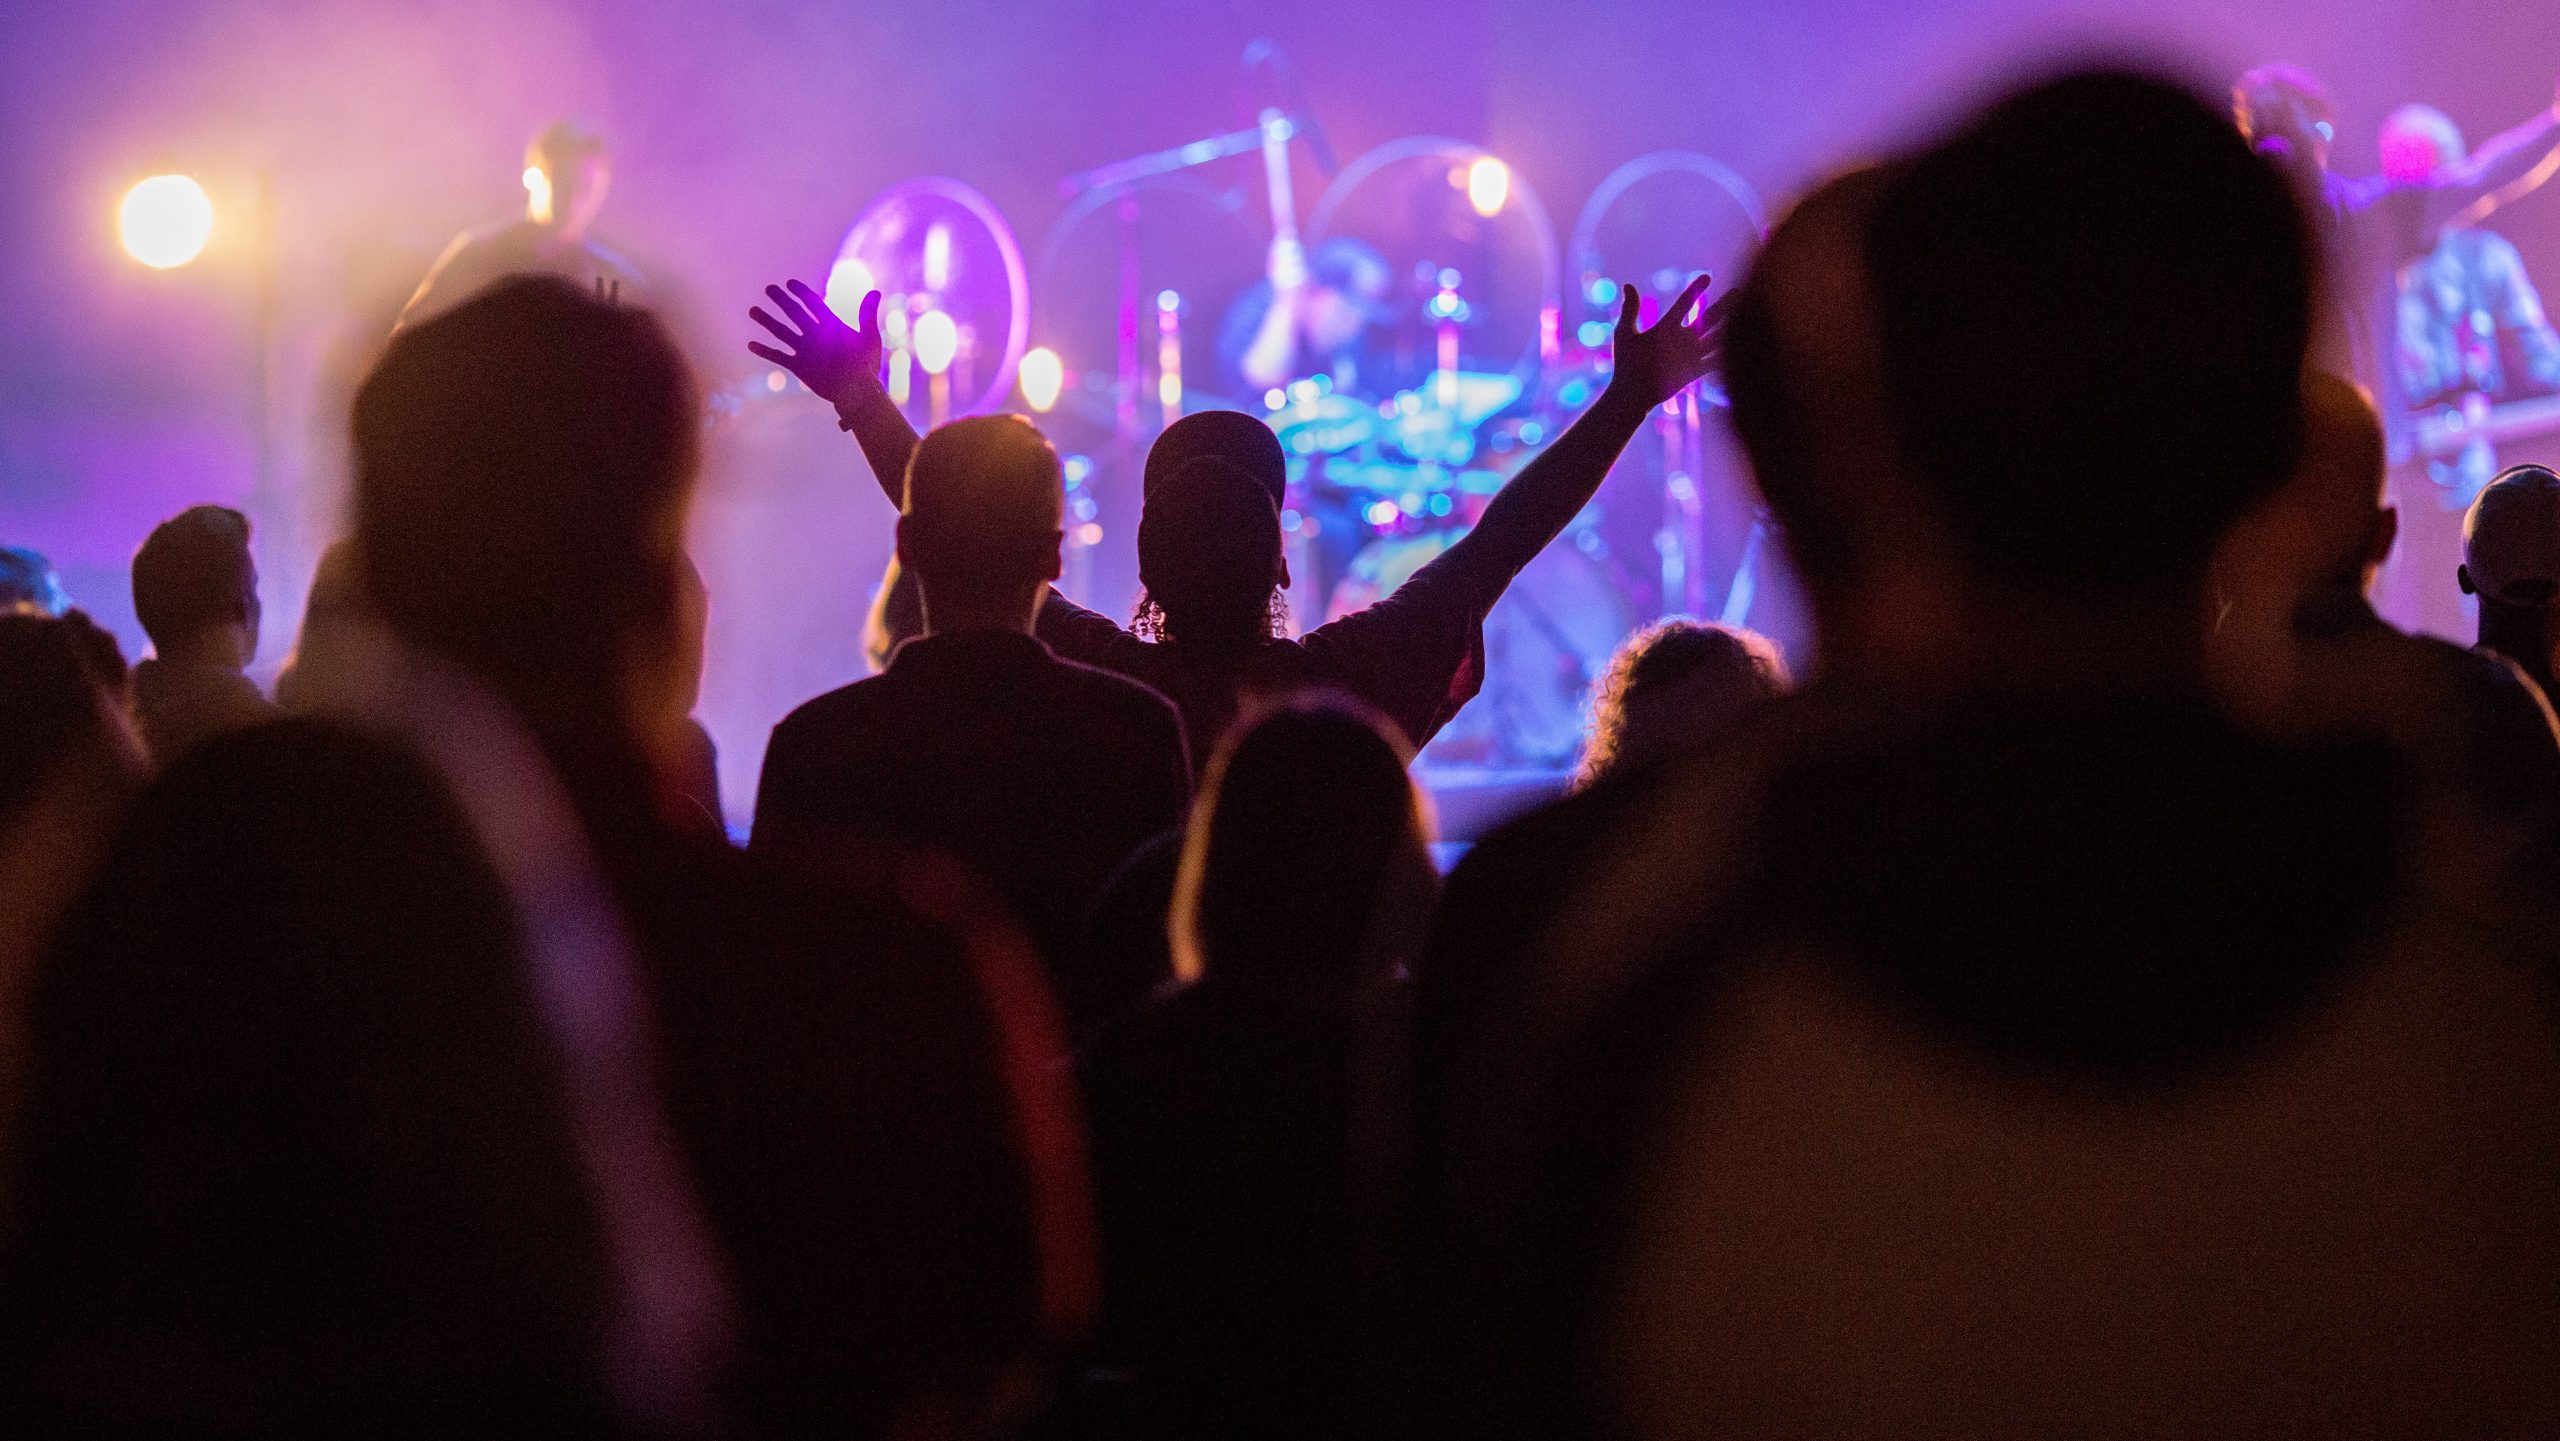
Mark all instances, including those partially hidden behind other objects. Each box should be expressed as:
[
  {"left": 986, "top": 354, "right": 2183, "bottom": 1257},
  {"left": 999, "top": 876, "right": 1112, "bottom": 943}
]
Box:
[
  {"left": 857, "top": 288, "right": 883, "bottom": 337},
  {"left": 1616, "top": 282, "right": 1642, "bottom": 339},
  {"left": 748, "top": 306, "right": 803, "bottom": 349},
  {"left": 764, "top": 283, "right": 816, "bottom": 334},
  {"left": 783, "top": 278, "right": 838, "bottom": 328},
  {"left": 747, "top": 340, "right": 791, "bottom": 367},
  {"left": 1656, "top": 272, "right": 1713, "bottom": 332}
]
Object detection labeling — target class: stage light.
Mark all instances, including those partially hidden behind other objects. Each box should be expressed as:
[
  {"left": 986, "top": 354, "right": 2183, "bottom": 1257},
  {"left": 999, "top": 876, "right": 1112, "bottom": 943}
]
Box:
[
  {"left": 824, "top": 257, "right": 876, "bottom": 316},
  {"left": 1020, "top": 346, "right": 1064, "bottom": 411},
  {"left": 119, "top": 175, "right": 214, "bottom": 269},
  {"left": 923, "top": 223, "right": 953, "bottom": 292},
  {"left": 524, "top": 165, "right": 553, "bottom": 224},
  {"left": 912, "top": 309, "right": 960, "bottom": 375},
  {"left": 1467, "top": 156, "right": 1510, "bottom": 218}
]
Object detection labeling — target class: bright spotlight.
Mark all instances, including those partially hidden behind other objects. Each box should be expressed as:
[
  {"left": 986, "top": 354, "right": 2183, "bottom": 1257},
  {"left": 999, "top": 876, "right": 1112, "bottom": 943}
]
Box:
[
  {"left": 823, "top": 257, "right": 876, "bottom": 316},
  {"left": 922, "top": 223, "right": 954, "bottom": 292},
  {"left": 119, "top": 174, "right": 214, "bottom": 269},
  {"left": 912, "top": 309, "right": 960, "bottom": 376},
  {"left": 1466, "top": 156, "right": 1510, "bottom": 218},
  {"left": 1019, "top": 346, "right": 1064, "bottom": 412},
  {"left": 523, "top": 165, "right": 554, "bottom": 224}
]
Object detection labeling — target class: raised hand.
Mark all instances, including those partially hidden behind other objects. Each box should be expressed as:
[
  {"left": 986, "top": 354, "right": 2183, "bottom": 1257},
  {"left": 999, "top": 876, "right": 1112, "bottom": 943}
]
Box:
[
  {"left": 1604, "top": 273, "right": 1730, "bottom": 410},
  {"left": 747, "top": 281, "right": 882, "bottom": 408}
]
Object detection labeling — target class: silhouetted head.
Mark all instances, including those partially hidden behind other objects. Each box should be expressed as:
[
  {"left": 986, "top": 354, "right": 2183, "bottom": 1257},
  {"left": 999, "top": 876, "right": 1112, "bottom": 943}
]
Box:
[
  {"left": 131, "top": 504, "right": 259, "bottom": 667},
  {"left": 351, "top": 275, "right": 698, "bottom": 737},
  {"left": 0, "top": 546, "right": 68, "bottom": 617},
  {"left": 1143, "top": 411, "right": 1288, "bottom": 504},
  {"left": 2462, "top": 465, "right": 2560, "bottom": 680},
  {"left": 1869, "top": 69, "right": 2313, "bottom": 598},
  {"left": 1136, "top": 457, "right": 1287, "bottom": 656},
  {"left": 1171, "top": 691, "right": 1434, "bottom": 997},
  {"left": 2286, "top": 372, "right": 2393, "bottom": 594},
  {"left": 2233, "top": 63, "right": 2335, "bottom": 182},
  {"left": 1578, "top": 619, "right": 1790, "bottom": 787},
  {"left": 1724, "top": 166, "right": 1902, "bottom": 595},
  {"left": 526, "top": 119, "right": 611, "bottom": 237},
  {"left": 894, "top": 414, "right": 1065, "bottom": 634},
  {"left": 2379, "top": 104, "right": 2465, "bottom": 185},
  {"left": 0, "top": 610, "right": 139, "bottom": 827}
]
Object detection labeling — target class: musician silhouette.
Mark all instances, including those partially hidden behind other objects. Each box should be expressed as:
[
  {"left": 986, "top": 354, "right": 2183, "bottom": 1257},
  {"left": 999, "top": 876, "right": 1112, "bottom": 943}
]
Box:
[{"left": 399, "top": 120, "right": 642, "bottom": 330}]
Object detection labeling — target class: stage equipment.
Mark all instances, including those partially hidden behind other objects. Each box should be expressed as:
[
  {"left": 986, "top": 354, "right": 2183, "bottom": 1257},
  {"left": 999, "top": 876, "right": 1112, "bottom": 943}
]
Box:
[
  {"left": 1306, "top": 136, "right": 1563, "bottom": 392},
  {"left": 120, "top": 174, "right": 214, "bottom": 269},
  {"left": 826, "top": 177, "right": 1030, "bottom": 423},
  {"left": 1569, "top": 150, "right": 1768, "bottom": 622}
]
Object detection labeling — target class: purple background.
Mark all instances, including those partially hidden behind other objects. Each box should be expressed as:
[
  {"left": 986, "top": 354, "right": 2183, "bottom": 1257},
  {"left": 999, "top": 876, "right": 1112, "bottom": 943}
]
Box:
[{"left": 6, "top": 0, "right": 2557, "bottom": 816}]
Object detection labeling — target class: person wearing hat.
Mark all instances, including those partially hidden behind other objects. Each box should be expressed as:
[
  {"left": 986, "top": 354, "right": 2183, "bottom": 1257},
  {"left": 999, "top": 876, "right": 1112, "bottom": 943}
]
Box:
[{"left": 2462, "top": 462, "right": 2560, "bottom": 699}]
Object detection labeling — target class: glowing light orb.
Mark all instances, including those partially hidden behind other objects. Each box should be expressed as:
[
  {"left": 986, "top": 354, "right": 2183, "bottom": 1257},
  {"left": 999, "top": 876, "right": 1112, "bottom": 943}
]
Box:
[
  {"left": 119, "top": 175, "right": 213, "bottom": 269},
  {"left": 1019, "top": 346, "right": 1064, "bottom": 412},
  {"left": 912, "top": 309, "right": 960, "bottom": 376},
  {"left": 922, "top": 223, "right": 953, "bottom": 292},
  {"left": 523, "top": 165, "right": 553, "bottom": 224},
  {"left": 823, "top": 257, "right": 876, "bottom": 317},
  {"left": 1466, "top": 157, "right": 1510, "bottom": 218}
]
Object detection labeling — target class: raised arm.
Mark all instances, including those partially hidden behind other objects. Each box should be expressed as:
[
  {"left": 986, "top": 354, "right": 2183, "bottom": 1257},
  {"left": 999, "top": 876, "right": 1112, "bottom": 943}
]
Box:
[
  {"left": 2440, "top": 81, "right": 2560, "bottom": 228},
  {"left": 1442, "top": 275, "right": 1728, "bottom": 587},
  {"left": 749, "top": 281, "right": 919, "bottom": 507}
]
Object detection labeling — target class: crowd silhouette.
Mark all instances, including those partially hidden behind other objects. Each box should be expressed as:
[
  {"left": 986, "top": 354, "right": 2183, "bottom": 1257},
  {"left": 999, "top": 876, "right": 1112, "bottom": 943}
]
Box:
[{"left": 6, "top": 63, "right": 2560, "bottom": 1439}]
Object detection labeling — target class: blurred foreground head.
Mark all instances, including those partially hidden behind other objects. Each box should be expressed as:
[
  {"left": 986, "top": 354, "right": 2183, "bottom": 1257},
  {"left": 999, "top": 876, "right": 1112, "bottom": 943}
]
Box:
[
  {"left": 1869, "top": 69, "right": 2313, "bottom": 599},
  {"left": 352, "top": 276, "right": 698, "bottom": 736}
]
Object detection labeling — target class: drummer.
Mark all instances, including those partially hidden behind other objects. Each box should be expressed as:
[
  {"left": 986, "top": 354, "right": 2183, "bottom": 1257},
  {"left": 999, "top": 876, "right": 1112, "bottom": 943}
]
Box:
[
  {"left": 1217, "top": 234, "right": 1404, "bottom": 614},
  {"left": 1219, "top": 234, "right": 1399, "bottom": 399}
]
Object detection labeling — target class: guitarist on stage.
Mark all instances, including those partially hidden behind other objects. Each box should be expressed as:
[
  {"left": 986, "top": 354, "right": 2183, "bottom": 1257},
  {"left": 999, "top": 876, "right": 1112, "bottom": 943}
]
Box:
[
  {"left": 2389, "top": 104, "right": 2560, "bottom": 507},
  {"left": 2237, "top": 65, "right": 2560, "bottom": 635}
]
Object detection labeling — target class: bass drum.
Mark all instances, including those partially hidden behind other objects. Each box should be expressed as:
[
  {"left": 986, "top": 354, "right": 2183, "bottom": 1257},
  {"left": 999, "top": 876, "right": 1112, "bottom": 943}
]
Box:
[{"left": 1327, "top": 528, "right": 1633, "bottom": 768}]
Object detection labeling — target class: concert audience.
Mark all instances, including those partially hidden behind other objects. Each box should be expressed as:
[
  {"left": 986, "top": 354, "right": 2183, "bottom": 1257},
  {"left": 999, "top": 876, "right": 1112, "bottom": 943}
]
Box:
[
  {"left": 1079, "top": 693, "right": 1436, "bottom": 1441},
  {"left": 747, "top": 271, "right": 1723, "bottom": 762},
  {"left": 2, "top": 278, "right": 1088, "bottom": 1438},
  {"left": 22, "top": 49, "right": 2560, "bottom": 1441},
  {"left": 2212, "top": 376, "right": 2560, "bottom": 838},
  {"left": 754, "top": 412, "right": 1193, "bottom": 1034},
  {"left": 1413, "top": 70, "right": 2560, "bottom": 1440},
  {"left": 127, "top": 504, "right": 279, "bottom": 764}
]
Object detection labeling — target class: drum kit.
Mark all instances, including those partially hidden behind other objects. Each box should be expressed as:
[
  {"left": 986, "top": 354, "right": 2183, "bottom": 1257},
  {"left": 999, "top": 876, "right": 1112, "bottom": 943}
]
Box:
[{"left": 728, "top": 45, "right": 1773, "bottom": 768}]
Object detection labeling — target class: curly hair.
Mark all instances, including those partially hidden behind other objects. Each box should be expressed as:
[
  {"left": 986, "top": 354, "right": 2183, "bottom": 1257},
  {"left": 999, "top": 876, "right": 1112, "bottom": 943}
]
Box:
[
  {"left": 1129, "top": 585, "right": 1292, "bottom": 649},
  {"left": 1577, "top": 618, "right": 1788, "bottom": 788}
]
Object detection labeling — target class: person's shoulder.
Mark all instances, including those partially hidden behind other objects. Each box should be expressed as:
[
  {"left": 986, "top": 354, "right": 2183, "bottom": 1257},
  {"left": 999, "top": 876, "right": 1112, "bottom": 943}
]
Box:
[
  {"left": 1046, "top": 649, "right": 1183, "bottom": 722},
  {"left": 771, "top": 673, "right": 900, "bottom": 743},
  {"left": 168, "top": 712, "right": 441, "bottom": 805}
]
